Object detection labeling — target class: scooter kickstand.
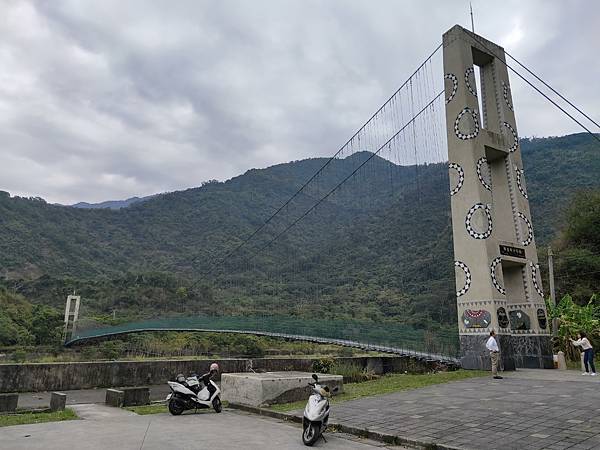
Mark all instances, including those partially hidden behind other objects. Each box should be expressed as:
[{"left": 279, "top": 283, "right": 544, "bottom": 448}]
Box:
[{"left": 321, "top": 434, "right": 327, "bottom": 443}]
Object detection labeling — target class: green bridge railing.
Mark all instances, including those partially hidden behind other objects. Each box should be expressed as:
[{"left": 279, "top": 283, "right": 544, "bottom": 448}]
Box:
[{"left": 67, "top": 315, "right": 460, "bottom": 360}]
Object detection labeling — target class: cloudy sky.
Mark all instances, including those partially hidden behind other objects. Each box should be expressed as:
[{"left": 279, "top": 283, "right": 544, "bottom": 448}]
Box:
[{"left": 1, "top": 0, "right": 598, "bottom": 204}]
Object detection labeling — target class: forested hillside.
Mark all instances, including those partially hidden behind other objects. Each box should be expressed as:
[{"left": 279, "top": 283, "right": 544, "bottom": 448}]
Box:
[{"left": 0, "top": 133, "right": 598, "bottom": 332}]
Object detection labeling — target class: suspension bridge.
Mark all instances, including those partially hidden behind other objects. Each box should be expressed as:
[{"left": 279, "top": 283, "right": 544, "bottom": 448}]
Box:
[{"left": 63, "top": 25, "right": 599, "bottom": 368}]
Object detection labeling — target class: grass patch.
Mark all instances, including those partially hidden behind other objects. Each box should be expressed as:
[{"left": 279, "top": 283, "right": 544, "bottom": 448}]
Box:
[
  {"left": 0, "top": 408, "right": 78, "bottom": 427},
  {"left": 268, "top": 370, "right": 487, "bottom": 412},
  {"left": 125, "top": 403, "right": 168, "bottom": 415}
]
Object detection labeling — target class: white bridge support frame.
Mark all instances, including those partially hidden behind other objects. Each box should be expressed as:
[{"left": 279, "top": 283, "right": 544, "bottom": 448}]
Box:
[
  {"left": 443, "top": 25, "right": 552, "bottom": 370},
  {"left": 63, "top": 294, "right": 81, "bottom": 344}
]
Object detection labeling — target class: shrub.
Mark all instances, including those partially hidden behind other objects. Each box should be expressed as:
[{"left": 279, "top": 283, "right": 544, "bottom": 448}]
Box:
[
  {"left": 329, "top": 361, "right": 377, "bottom": 383},
  {"left": 312, "top": 357, "right": 335, "bottom": 374},
  {"left": 547, "top": 294, "right": 599, "bottom": 360},
  {"left": 98, "top": 340, "right": 126, "bottom": 360},
  {"left": 10, "top": 349, "right": 27, "bottom": 362},
  {"left": 339, "top": 346, "right": 355, "bottom": 357}
]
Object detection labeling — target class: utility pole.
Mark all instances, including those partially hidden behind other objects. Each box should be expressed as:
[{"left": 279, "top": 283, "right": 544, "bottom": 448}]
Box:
[{"left": 547, "top": 245, "right": 556, "bottom": 306}]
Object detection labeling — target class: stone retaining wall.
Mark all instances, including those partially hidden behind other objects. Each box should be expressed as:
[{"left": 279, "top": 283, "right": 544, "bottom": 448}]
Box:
[{"left": 0, "top": 356, "right": 446, "bottom": 393}]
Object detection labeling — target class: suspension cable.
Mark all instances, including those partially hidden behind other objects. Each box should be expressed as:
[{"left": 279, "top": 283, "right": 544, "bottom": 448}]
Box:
[
  {"left": 465, "top": 34, "right": 600, "bottom": 145},
  {"left": 244, "top": 91, "right": 444, "bottom": 260},
  {"left": 505, "top": 51, "right": 600, "bottom": 131},
  {"left": 189, "top": 42, "right": 443, "bottom": 271}
]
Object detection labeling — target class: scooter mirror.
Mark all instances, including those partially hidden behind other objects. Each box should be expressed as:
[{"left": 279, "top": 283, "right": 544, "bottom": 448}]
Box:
[{"left": 312, "top": 374, "right": 318, "bottom": 382}]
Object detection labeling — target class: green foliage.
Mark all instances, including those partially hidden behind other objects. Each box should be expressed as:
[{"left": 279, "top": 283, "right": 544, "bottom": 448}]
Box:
[
  {"left": 0, "top": 288, "right": 62, "bottom": 347},
  {"left": 552, "top": 190, "right": 600, "bottom": 304},
  {"left": 312, "top": 357, "right": 335, "bottom": 373},
  {"left": 329, "top": 361, "right": 377, "bottom": 383},
  {"left": 10, "top": 348, "right": 27, "bottom": 362},
  {"left": 31, "top": 305, "right": 63, "bottom": 345},
  {"left": 98, "top": 340, "right": 126, "bottom": 360},
  {"left": 0, "top": 133, "right": 598, "bottom": 350},
  {"left": 546, "top": 294, "right": 599, "bottom": 360}
]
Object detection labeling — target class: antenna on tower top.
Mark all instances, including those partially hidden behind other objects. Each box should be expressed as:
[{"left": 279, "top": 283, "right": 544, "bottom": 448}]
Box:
[{"left": 470, "top": 3, "right": 475, "bottom": 32}]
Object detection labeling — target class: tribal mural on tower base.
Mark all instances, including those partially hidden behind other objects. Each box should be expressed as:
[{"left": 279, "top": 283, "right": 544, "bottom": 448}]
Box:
[{"left": 462, "top": 309, "right": 492, "bottom": 329}]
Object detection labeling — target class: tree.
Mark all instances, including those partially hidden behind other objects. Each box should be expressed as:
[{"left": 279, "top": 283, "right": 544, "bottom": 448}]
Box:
[
  {"left": 31, "top": 305, "right": 63, "bottom": 346},
  {"left": 554, "top": 190, "right": 600, "bottom": 304},
  {"left": 546, "top": 294, "right": 599, "bottom": 360}
]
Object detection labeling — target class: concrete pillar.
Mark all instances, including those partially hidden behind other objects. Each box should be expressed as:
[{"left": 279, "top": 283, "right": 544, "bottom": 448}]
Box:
[
  {"left": 122, "top": 387, "right": 150, "bottom": 407},
  {"left": 50, "top": 392, "right": 67, "bottom": 412},
  {"left": 105, "top": 389, "right": 124, "bottom": 407},
  {"left": 0, "top": 393, "right": 18, "bottom": 412},
  {"left": 443, "top": 25, "right": 552, "bottom": 370}
]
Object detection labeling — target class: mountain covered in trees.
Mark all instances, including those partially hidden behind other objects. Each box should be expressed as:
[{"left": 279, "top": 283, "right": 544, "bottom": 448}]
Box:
[{"left": 0, "top": 133, "right": 598, "bottom": 337}]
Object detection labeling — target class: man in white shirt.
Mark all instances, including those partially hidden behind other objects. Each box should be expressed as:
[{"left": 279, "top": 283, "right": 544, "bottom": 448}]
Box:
[{"left": 486, "top": 330, "right": 503, "bottom": 379}]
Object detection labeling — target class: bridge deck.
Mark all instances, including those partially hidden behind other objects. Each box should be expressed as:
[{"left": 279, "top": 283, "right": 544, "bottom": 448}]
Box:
[{"left": 65, "top": 327, "right": 460, "bottom": 366}]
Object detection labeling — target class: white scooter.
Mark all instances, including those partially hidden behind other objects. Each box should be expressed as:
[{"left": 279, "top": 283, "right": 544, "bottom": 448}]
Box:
[
  {"left": 302, "top": 373, "right": 339, "bottom": 446},
  {"left": 166, "top": 373, "right": 222, "bottom": 415}
]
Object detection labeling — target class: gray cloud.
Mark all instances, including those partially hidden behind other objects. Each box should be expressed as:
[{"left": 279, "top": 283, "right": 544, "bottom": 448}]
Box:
[{"left": 0, "top": 0, "right": 598, "bottom": 204}]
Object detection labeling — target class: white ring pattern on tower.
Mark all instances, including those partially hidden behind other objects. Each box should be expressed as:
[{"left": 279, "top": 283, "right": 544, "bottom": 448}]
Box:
[
  {"left": 518, "top": 212, "right": 534, "bottom": 246},
  {"left": 465, "top": 67, "right": 477, "bottom": 97},
  {"left": 476, "top": 157, "right": 491, "bottom": 191},
  {"left": 502, "top": 81, "right": 513, "bottom": 111},
  {"left": 444, "top": 73, "right": 458, "bottom": 104},
  {"left": 454, "top": 108, "right": 480, "bottom": 140},
  {"left": 448, "top": 162, "right": 464, "bottom": 196},
  {"left": 501, "top": 121, "right": 519, "bottom": 152},
  {"left": 455, "top": 260, "right": 472, "bottom": 297},
  {"left": 515, "top": 166, "right": 528, "bottom": 198},
  {"left": 465, "top": 203, "right": 493, "bottom": 239},
  {"left": 490, "top": 256, "right": 506, "bottom": 295},
  {"left": 530, "top": 262, "right": 544, "bottom": 297}
]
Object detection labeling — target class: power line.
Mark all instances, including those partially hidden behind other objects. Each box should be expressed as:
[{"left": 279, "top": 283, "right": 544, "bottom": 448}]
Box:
[{"left": 505, "top": 51, "right": 600, "bottom": 131}]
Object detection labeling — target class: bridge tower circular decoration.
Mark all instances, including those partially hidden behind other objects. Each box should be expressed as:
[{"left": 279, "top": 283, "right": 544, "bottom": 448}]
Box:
[
  {"left": 448, "top": 162, "right": 464, "bottom": 196},
  {"left": 515, "top": 166, "right": 528, "bottom": 199},
  {"left": 517, "top": 212, "right": 534, "bottom": 246},
  {"left": 465, "top": 203, "right": 493, "bottom": 239},
  {"left": 455, "top": 260, "right": 472, "bottom": 297},
  {"left": 476, "top": 157, "right": 492, "bottom": 191},
  {"left": 490, "top": 256, "right": 506, "bottom": 295},
  {"left": 501, "top": 121, "right": 519, "bottom": 152},
  {"left": 530, "top": 261, "right": 544, "bottom": 297},
  {"left": 465, "top": 67, "right": 477, "bottom": 97},
  {"left": 444, "top": 73, "right": 458, "bottom": 104},
  {"left": 454, "top": 107, "right": 480, "bottom": 140}
]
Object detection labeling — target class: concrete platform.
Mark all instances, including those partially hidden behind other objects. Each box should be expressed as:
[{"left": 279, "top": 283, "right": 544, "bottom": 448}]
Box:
[{"left": 222, "top": 372, "right": 343, "bottom": 407}]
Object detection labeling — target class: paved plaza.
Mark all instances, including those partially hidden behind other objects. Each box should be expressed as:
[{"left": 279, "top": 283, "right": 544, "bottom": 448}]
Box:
[
  {"left": 314, "top": 369, "right": 600, "bottom": 449},
  {"left": 0, "top": 403, "right": 395, "bottom": 450},
  {"left": 3, "top": 369, "right": 600, "bottom": 449}
]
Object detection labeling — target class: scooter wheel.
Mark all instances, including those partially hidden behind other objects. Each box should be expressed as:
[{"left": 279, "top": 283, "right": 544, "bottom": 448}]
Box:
[
  {"left": 168, "top": 398, "right": 185, "bottom": 416},
  {"left": 302, "top": 423, "right": 319, "bottom": 446},
  {"left": 212, "top": 397, "right": 222, "bottom": 413}
]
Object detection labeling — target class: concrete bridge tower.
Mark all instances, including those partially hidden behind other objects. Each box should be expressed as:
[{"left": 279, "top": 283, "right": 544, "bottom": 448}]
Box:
[{"left": 443, "top": 25, "right": 553, "bottom": 370}]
